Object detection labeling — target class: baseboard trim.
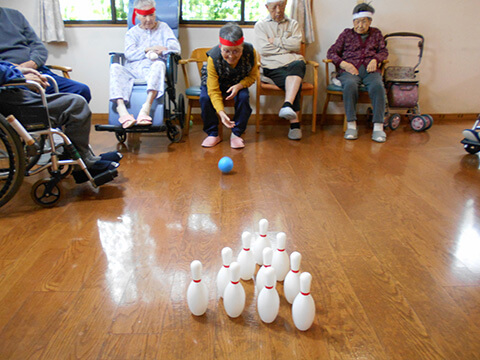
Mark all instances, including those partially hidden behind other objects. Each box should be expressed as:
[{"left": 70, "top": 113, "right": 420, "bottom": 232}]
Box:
[{"left": 92, "top": 113, "right": 479, "bottom": 126}]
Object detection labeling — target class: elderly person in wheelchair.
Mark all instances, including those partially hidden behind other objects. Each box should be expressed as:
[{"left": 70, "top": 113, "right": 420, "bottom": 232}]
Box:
[
  {"left": 327, "top": 1, "right": 389, "bottom": 143},
  {"left": 110, "top": 0, "right": 181, "bottom": 129},
  {"left": 0, "top": 61, "right": 121, "bottom": 183}
]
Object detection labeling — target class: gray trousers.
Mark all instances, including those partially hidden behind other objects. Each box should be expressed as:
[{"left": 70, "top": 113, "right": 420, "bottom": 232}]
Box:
[
  {"left": 338, "top": 65, "right": 386, "bottom": 123},
  {"left": 0, "top": 88, "right": 92, "bottom": 158}
]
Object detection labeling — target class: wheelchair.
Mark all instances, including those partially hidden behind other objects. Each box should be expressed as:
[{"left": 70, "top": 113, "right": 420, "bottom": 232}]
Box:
[
  {"left": 461, "top": 114, "right": 480, "bottom": 155},
  {"left": 95, "top": 0, "right": 185, "bottom": 144},
  {"left": 0, "top": 77, "right": 118, "bottom": 208}
]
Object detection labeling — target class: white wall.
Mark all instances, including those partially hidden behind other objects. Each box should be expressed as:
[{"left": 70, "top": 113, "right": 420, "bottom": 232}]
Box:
[{"left": 1, "top": 0, "right": 479, "bottom": 115}]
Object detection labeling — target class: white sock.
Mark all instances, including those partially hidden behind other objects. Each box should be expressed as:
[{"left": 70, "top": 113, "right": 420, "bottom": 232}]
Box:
[
  {"left": 347, "top": 121, "right": 357, "bottom": 130},
  {"left": 373, "top": 123, "right": 384, "bottom": 132}
]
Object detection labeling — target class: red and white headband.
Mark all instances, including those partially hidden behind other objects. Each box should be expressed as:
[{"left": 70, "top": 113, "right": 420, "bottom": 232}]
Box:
[
  {"left": 219, "top": 36, "right": 244, "bottom": 47},
  {"left": 353, "top": 11, "right": 373, "bottom": 20},
  {"left": 132, "top": 7, "right": 156, "bottom": 25}
]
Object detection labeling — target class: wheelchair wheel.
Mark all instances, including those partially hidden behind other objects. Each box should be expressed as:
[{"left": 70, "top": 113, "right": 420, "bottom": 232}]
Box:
[
  {"left": 31, "top": 178, "right": 62, "bottom": 207},
  {"left": 464, "top": 144, "right": 480, "bottom": 155},
  {"left": 177, "top": 93, "right": 185, "bottom": 129},
  {"left": 0, "top": 116, "right": 26, "bottom": 208},
  {"left": 167, "top": 124, "right": 182, "bottom": 143},
  {"left": 410, "top": 115, "right": 427, "bottom": 132},
  {"left": 422, "top": 114, "right": 434, "bottom": 130},
  {"left": 388, "top": 113, "right": 402, "bottom": 130},
  {"left": 115, "top": 131, "right": 127, "bottom": 143}
]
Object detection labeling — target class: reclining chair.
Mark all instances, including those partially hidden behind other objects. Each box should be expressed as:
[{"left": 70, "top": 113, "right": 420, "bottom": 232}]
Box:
[{"left": 95, "top": 0, "right": 185, "bottom": 144}]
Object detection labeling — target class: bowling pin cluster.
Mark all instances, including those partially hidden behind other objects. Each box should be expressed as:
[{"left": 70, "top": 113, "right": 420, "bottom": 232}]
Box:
[{"left": 186, "top": 219, "right": 315, "bottom": 331}]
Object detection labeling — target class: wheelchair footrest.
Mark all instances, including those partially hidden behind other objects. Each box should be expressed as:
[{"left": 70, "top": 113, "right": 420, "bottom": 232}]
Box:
[
  {"left": 93, "top": 169, "right": 118, "bottom": 187},
  {"left": 95, "top": 124, "right": 166, "bottom": 133}
]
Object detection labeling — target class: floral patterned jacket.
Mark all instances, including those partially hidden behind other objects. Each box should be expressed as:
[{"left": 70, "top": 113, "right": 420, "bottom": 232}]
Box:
[{"left": 327, "top": 27, "right": 388, "bottom": 74}]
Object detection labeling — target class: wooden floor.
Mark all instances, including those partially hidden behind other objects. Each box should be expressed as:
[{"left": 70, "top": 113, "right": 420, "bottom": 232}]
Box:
[{"left": 0, "top": 120, "right": 479, "bottom": 360}]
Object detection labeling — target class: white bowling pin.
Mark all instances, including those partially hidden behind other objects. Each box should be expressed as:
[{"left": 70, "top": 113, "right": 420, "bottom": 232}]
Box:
[
  {"left": 237, "top": 231, "right": 256, "bottom": 281},
  {"left": 271, "top": 232, "right": 290, "bottom": 282},
  {"left": 223, "top": 262, "right": 245, "bottom": 318},
  {"left": 292, "top": 272, "right": 315, "bottom": 331},
  {"left": 255, "top": 247, "right": 275, "bottom": 293},
  {"left": 216, "top": 247, "right": 233, "bottom": 298},
  {"left": 253, "top": 218, "right": 269, "bottom": 265},
  {"left": 257, "top": 267, "right": 280, "bottom": 323},
  {"left": 284, "top": 251, "right": 302, "bottom": 304},
  {"left": 187, "top": 260, "right": 208, "bottom": 316}
]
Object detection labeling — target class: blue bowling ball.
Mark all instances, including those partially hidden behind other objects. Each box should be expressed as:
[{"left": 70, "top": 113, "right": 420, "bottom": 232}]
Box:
[{"left": 218, "top": 156, "right": 234, "bottom": 173}]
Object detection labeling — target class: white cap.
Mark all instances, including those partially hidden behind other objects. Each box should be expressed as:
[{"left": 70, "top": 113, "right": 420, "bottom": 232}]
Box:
[{"left": 266, "top": 0, "right": 285, "bottom": 3}]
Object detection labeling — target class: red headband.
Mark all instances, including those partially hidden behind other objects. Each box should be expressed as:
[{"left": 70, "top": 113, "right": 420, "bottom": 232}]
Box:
[
  {"left": 132, "top": 7, "right": 156, "bottom": 25},
  {"left": 219, "top": 36, "right": 244, "bottom": 47}
]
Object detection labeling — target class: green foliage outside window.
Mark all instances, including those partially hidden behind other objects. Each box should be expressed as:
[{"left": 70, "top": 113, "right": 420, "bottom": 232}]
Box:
[
  {"left": 60, "top": 0, "right": 128, "bottom": 22},
  {"left": 181, "top": 0, "right": 264, "bottom": 22},
  {"left": 60, "top": 0, "right": 265, "bottom": 24}
]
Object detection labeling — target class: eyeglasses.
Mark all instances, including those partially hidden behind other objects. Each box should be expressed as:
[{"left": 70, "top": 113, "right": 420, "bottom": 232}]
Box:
[{"left": 221, "top": 48, "right": 242, "bottom": 56}]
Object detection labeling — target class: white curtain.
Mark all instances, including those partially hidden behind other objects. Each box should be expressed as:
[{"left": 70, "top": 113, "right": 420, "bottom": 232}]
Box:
[
  {"left": 40, "top": 0, "right": 66, "bottom": 42},
  {"left": 289, "top": 0, "right": 315, "bottom": 44}
]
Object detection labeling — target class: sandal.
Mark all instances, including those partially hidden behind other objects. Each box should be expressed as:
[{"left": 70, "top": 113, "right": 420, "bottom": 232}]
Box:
[
  {"left": 372, "top": 130, "right": 387, "bottom": 143},
  {"left": 344, "top": 128, "right": 358, "bottom": 140},
  {"left": 118, "top": 114, "right": 136, "bottom": 129},
  {"left": 136, "top": 114, "right": 152, "bottom": 126}
]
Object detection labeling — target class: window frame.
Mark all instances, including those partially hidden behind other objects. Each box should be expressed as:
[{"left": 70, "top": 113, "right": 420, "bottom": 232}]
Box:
[
  {"left": 61, "top": 0, "right": 261, "bottom": 26},
  {"left": 61, "top": 0, "right": 127, "bottom": 25},
  {"left": 179, "top": 0, "right": 257, "bottom": 26}
]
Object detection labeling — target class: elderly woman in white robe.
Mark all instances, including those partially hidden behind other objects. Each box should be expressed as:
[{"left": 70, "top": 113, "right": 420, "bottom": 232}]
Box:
[{"left": 109, "top": 0, "right": 181, "bottom": 128}]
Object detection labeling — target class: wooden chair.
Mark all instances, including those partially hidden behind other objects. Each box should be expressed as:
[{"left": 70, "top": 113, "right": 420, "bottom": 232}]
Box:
[
  {"left": 179, "top": 48, "right": 234, "bottom": 137},
  {"left": 321, "top": 59, "right": 387, "bottom": 129},
  {"left": 46, "top": 65, "right": 73, "bottom": 79},
  {"left": 255, "top": 43, "right": 319, "bottom": 133}
]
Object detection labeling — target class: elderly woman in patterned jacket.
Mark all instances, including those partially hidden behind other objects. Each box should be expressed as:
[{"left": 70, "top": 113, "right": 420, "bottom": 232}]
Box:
[
  {"left": 327, "top": 1, "right": 389, "bottom": 143},
  {"left": 200, "top": 23, "right": 259, "bottom": 149}
]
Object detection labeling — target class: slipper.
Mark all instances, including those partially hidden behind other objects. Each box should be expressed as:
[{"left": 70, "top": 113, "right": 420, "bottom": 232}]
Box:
[
  {"left": 118, "top": 114, "right": 136, "bottom": 129},
  {"left": 201, "top": 136, "right": 222, "bottom": 148},
  {"left": 462, "top": 129, "right": 480, "bottom": 143},
  {"left": 279, "top": 106, "right": 297, "bottom": 121},
  {"left": 372, "top": 130, "right": 387, "bottom": 143},
  {"left": 100, "top": 151, "right": 123, "bottom": 163},
  {"left": 230, "top": 134, "right": 245, "bottom": 149},
  {"left": 344, "top": 128, "right": 358, "bottom": 140},
  {"left": 136, "top": 114, "right": 152, "bottom": 126}
]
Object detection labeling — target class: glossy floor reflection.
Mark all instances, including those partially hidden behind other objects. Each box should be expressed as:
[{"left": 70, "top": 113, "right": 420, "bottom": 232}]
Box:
[{"left": 0, "top": 121, "right": 479, "bottom": 359}]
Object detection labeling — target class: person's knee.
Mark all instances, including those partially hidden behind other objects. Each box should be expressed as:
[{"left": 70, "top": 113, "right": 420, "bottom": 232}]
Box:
[
  {"left": 237, "top": 89, "right": 250, "bottom": 103},
  {"left": 342, "top": 81, "right": 358, "bottom": 94},
  {"left": 78, "top": 84, "right": 92, "bottom": 103},
  {"left": 151, "top": 60, "right": 166, "bottom": 73}
]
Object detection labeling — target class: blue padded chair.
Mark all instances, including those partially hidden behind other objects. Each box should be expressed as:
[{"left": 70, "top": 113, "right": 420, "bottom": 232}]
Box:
[{"left": 95, "top": 0, "right": 184, "bottom": 143}]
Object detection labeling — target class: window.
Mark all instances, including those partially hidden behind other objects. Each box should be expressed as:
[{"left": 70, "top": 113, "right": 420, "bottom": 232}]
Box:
[
  {"left": 60, "top": 0, "right": 129, "bottom": 24},
  {"left": 180, "top": 0, "right": 264, "bottom": 25}
]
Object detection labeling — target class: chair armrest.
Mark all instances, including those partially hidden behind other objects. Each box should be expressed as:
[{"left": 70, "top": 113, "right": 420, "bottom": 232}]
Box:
[
  {"left": 178, "top": 58, "right": 197, "bottom": 65},
  {"left": 46, "top": 64, "right": 72, "bottom": 79},
  {"left": 323, "top": 59, "right": 334, "bottom": 86},
  {"left": 306, "top": 60, "right": 319, "bottom": 68},
  {"left": 179, "top": 58, "right": 204, "bottom": 89},
  {"left": 2, "top": 80, "right": 50, "bottom": 107}
]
